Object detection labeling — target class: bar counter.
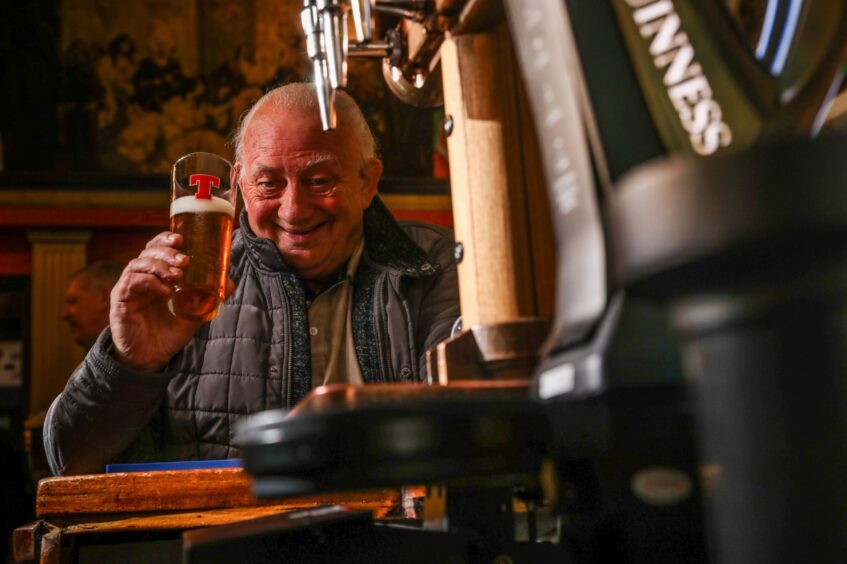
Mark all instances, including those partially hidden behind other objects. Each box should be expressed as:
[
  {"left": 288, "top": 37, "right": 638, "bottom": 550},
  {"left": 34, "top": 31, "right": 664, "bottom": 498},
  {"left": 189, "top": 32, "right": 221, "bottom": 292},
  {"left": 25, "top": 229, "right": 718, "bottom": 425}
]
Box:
[{"left": 13, "top": 468, "right": 418, "bottom": 563}]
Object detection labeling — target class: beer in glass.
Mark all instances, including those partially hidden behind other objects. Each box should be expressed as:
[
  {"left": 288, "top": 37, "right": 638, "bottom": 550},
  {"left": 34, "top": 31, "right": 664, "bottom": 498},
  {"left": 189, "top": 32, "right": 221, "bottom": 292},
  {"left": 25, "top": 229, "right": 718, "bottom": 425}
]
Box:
[{"left": 169, "top": 152, "right": 236, "bottom": 322}]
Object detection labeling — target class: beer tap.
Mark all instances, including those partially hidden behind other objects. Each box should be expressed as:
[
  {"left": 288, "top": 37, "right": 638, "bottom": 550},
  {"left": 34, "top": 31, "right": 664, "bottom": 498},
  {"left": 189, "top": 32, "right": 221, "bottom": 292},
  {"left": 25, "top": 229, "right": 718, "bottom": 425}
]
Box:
[
  {"left": 301, "top": 0, "right": 458, "bottom": 131},
  {"left": 350, "top": 0, "right": 373, "bottom": 42},
  {"left": 321, "top": 0, "right": 347, "bottom": 91},
  {"left": 301, "top": 1, "right": 337, "bottom": 130}
]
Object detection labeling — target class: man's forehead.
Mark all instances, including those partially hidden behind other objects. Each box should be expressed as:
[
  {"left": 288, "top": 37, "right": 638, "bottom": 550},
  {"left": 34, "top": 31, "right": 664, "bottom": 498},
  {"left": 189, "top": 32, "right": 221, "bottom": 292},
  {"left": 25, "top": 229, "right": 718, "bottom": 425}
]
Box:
[
  {"left": 247, "top": 152, "right": 342, "bottom": 174},
  {"left": 244, "top": 107, "right": 354, "bottom": 157}
]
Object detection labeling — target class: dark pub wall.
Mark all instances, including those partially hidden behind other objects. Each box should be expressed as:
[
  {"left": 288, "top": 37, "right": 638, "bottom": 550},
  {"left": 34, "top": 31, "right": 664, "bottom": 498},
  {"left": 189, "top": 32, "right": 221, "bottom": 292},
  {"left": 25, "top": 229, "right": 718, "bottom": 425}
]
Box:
[
  {"left": 0, "top": 0, "right": 454, "bottom": 275},
  {"left": 0, "top": 0, "right": 440, "bottom": 177}
]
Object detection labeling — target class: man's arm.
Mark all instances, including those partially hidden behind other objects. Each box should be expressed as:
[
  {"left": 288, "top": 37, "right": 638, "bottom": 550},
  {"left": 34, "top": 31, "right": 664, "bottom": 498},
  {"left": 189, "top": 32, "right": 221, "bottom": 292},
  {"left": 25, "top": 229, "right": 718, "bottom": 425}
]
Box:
[
  {"left": 43, "top": 331, "right": 175, "bottom": 475},
  {"left": 44, "top": 231, "right": 204, "bottom": 475},
  {"left": 415, "top": 231, "right": 461, "bottom": 373}
]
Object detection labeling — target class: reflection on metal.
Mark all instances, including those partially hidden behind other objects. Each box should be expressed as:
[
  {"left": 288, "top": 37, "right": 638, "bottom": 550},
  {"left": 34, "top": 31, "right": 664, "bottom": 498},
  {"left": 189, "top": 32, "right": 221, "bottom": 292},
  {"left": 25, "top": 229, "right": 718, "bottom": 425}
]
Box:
[
  {"left": 289, "top": 380, "right": 530, "bottom": 417},
  {"left": 381, "top": 56, "right": 444, "bottom": 108},
  {"left": 301, "top": 1, "right": 338, "bottom": 130},
  {"left": 301, "top": 0, "right": 462, "bottom": 129}
]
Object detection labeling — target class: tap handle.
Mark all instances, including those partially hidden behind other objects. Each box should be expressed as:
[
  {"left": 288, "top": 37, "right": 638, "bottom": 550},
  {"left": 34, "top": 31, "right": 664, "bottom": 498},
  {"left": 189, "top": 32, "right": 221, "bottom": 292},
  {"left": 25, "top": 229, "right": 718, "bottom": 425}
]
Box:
[
  {"left": 321, "top": 0, "right": 348, "bottom": 89},
  {"left": 302, "top": 1, "right": 338, "bottom": 130},
  {"left": 351, "top": 0, "right": 374, "bottom": 43},
  {"left": 315, "top": 58, "right": 337, "bottom": 130}
]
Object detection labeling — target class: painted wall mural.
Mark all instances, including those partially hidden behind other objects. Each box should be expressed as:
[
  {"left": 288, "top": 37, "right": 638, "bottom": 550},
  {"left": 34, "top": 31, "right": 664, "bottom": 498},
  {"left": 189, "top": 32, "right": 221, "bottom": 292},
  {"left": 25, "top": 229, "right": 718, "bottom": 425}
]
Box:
[{"left": 1, "top": 0, "right": 435, "bottom": 177}]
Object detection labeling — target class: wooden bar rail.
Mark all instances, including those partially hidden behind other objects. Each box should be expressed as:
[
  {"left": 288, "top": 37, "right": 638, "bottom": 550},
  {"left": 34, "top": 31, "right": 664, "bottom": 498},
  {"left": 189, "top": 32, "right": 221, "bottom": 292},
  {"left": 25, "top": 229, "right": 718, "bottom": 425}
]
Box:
[{"left": 14, "top": 468, "right": 421, "bottom": 564}]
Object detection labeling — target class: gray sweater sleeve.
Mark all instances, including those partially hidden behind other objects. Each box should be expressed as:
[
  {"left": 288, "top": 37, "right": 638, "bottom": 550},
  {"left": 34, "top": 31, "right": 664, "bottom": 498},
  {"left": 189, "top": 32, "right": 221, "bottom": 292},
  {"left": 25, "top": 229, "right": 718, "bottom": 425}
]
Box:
[{"left": 43, "top": 330, "right": 175, "bottom": 476}]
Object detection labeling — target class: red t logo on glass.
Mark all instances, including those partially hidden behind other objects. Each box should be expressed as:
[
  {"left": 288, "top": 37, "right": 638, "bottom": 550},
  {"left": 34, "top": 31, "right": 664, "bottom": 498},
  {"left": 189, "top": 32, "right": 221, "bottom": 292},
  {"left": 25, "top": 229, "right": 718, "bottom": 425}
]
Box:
[{"left": 189, "top": 174, "right": 220, "bottom": 200}]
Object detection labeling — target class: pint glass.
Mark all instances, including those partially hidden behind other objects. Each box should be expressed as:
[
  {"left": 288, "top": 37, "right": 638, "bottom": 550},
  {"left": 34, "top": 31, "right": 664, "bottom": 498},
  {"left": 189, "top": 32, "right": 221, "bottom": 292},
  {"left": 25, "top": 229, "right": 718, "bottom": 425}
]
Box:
[{"left": 169, "top": 152, "right": 236, "bottom": 322}]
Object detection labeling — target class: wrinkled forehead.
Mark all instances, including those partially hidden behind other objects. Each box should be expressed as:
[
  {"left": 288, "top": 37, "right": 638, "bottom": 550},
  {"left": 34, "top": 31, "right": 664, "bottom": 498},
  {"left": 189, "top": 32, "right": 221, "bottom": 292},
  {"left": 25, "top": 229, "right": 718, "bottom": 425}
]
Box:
[{"left": 242, "top": 106, "right": 359, "bottom": 166}]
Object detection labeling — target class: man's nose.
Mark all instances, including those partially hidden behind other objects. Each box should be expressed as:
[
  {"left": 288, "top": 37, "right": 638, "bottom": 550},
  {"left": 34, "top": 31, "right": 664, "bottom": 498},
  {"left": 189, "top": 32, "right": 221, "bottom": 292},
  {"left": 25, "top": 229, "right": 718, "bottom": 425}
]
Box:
[
  {"left": 278, "top": 184, "right": 314, "bottom": 224},
  {"left": 61, "top": 306, "right": 71, "bottom": 320}
]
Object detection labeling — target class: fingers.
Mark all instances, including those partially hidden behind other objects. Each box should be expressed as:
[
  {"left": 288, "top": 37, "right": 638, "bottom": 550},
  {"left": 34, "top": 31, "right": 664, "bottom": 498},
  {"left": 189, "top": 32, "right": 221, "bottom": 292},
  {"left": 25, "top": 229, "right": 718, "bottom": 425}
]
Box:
[
  {"left": 134, "top": 232, "right": 190, "bottom": 282},
  {"left": 112, "top": 237, "right": 188, "bottom": 305},
  {"left": 112, "top": 271, "right": 174, "bottom": 304},
  {"left": 138, "top": 245, "right": 190, "bottom": 271},
  {"left": 145, "top": 231, "right": 183, "bottom": 250},
  {"left": 125, "top": 254, "right": 185, "bottom": 284}
]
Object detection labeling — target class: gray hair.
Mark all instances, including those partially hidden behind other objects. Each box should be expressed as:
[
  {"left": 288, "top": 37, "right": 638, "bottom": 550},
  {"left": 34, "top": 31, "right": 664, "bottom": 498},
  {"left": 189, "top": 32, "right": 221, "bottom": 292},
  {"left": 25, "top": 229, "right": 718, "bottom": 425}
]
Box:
[{"left": 231, "top": 83, "right": 378, "bottom": 164}]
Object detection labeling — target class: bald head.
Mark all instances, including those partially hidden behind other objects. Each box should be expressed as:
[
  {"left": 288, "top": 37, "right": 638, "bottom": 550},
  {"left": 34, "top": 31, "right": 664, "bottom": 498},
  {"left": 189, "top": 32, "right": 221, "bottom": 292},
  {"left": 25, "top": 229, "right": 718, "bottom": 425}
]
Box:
[{"left": 232, "top": 83, "right": 377, "bottom": 164}]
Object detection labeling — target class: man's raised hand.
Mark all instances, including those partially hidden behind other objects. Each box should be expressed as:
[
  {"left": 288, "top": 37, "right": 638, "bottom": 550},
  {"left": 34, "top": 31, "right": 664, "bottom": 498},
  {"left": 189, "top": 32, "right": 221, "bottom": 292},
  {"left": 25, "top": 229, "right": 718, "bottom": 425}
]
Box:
[{"left": 109, "top": 232, "right": 202, "bottom": 372}]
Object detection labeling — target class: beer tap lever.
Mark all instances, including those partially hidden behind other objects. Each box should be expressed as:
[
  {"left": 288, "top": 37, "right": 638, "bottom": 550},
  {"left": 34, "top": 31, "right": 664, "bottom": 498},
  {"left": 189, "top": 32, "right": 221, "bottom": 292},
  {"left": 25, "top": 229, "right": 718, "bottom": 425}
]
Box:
[
  {"left": 319, "top": 0, "right": 347, "bottom": 90},
  {"left": 301, "top": 0, "right": 337, "bottom": 130},
  {"left": 300, "top": 0, "right": 445, "bottom": 130},
  {"left": 347, "top": 42, "right": 392, "bottom": 57},
  {"left": 351, "top": 0, "right": 374, "bottom": 42}
]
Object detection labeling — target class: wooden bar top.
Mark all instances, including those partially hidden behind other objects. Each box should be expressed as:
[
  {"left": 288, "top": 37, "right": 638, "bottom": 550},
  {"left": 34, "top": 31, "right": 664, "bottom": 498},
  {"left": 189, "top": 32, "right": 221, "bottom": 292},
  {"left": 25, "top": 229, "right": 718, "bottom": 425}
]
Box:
[
  {"left": 17, "top": 469, "right": 424, "bottom": 563},
  {"left": 36, "top": 468, "right": 419, "bottom": 521}
]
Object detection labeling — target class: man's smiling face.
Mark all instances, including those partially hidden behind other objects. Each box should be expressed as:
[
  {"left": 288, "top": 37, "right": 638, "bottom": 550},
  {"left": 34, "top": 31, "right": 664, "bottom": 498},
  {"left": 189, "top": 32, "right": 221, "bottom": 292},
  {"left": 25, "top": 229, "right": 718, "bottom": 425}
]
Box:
[{"left": 237, "top": 104, "right": 380, "bottom": 286}]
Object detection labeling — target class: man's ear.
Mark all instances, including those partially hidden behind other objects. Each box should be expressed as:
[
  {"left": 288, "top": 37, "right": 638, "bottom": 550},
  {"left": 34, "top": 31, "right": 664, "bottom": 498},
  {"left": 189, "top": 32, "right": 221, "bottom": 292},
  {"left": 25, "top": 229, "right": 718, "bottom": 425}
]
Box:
[
  {"left": 232, "top": 162, "right": 243, "bottom": 194},
  {"left": 360, "top": 158, "right": 382, "bottom": 208}
]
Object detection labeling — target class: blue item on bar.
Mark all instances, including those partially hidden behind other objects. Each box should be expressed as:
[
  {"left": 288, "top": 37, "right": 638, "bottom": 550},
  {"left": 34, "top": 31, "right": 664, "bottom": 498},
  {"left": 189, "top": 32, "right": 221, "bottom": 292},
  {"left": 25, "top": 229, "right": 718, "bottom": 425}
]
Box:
[{"left": 105, "top": 459, "right": 242, "bottom": 473}]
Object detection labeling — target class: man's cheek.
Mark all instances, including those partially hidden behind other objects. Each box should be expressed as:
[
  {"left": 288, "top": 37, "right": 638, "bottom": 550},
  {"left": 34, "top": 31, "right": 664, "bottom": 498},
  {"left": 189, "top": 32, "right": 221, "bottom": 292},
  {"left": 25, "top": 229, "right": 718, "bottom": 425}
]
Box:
[
  {"left": 252, "top": 202, "right": 278, "bottom": 223},
  {"left": 315, "top": 197, "right": 352, "bottom": 218}
]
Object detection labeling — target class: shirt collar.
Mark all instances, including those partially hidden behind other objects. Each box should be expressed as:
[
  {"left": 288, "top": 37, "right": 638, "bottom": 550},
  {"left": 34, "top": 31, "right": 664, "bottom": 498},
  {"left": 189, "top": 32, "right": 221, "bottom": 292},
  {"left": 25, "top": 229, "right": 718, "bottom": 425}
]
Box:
[{"left": 303, "top": 237, "right": 364, "bottom": 298}]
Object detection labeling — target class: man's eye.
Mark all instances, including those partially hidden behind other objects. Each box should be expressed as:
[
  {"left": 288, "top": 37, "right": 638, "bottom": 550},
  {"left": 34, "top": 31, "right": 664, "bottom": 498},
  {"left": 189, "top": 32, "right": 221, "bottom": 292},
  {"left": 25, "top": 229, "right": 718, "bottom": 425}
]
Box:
[
  {"left": 253, "top": 180, "right": 282, "bottom": 195},
  {"left": 308, "top": 177, "right": 334, "bottom": 191}
]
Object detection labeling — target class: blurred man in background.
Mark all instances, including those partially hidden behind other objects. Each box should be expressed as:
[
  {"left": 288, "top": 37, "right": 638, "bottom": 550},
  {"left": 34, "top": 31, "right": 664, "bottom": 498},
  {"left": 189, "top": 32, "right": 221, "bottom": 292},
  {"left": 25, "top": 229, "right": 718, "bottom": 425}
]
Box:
[
  {"left": 61, "top": 262, "right": 123, "bottom": 349},
  {"left": 25, "top": 262, "right": 124, "bottom": 480},
  {"left": 6, "top": 263, "right": 123, "bottom": 560}
]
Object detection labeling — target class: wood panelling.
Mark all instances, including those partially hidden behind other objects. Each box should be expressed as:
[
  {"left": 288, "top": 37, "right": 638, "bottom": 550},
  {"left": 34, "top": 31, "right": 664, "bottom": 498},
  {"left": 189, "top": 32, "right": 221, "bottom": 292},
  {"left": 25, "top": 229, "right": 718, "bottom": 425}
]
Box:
[
  {"left": 26, "top": 230, "right": 90, "bottom": 414},
  {"left": 441, "top": 22, "right": 554, "bottom": 327}
]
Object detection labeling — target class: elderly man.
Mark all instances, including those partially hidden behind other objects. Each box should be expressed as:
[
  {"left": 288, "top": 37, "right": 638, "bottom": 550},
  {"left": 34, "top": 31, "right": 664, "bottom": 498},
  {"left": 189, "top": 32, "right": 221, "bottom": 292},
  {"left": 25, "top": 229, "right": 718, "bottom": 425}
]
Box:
[{"left": 44, "top": 83, "right": 459, "bottom": 475}]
